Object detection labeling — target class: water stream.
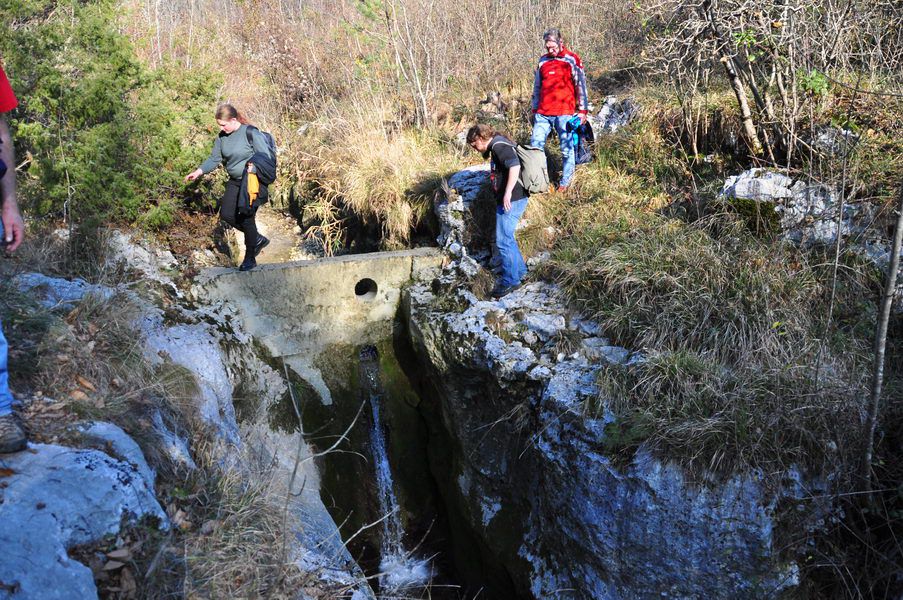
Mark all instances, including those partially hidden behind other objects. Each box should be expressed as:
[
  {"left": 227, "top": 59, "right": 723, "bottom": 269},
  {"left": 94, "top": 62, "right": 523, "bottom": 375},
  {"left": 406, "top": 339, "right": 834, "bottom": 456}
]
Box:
[
  {"left": 284, "top": 336, "right": 514, "bottom": 599},
  {"left": 359, "top": 345, "right": 432, "bottom": 593}
]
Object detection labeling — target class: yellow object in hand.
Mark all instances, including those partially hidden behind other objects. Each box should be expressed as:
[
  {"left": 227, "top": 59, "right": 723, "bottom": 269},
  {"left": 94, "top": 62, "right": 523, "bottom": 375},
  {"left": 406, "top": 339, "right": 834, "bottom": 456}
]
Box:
[{"left": 247, "top": 171, "right": 260, "bottom": 206}]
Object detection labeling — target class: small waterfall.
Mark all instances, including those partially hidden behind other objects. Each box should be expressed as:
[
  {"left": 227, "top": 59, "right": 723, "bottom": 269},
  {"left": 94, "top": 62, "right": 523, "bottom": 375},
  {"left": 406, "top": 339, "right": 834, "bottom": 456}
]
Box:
[{"left": 359, "top": 346, "right": 432, "bottom": 593}]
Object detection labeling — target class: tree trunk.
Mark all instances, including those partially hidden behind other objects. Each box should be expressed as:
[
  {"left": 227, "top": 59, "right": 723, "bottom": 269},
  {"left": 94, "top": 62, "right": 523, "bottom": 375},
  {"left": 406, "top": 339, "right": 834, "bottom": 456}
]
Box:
[
  {"left": 701, "top": 0, "right": 763, "bottom": 156},
  {"left": 862, "top": 183, "right": 903, "bottom": 492}
]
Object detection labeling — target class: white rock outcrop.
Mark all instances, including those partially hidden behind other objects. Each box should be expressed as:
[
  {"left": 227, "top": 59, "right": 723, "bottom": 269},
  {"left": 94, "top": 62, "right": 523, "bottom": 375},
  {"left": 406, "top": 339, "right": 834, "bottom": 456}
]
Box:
[{"left": 0, "top": 441, "right": 167, "bottom": 599}]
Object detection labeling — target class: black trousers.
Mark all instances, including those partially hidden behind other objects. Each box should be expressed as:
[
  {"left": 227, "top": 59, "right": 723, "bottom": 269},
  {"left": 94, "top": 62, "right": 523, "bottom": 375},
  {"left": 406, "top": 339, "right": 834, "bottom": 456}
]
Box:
[{"left": 219, "top": 179, "right": 259, "bottom": 258}]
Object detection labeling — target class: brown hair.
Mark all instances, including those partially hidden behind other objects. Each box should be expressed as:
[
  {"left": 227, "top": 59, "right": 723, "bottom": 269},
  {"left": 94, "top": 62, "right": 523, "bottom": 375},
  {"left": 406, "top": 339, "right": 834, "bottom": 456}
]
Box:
[
  {"left": 466, "top": 123, "right": 496, "bottom": 144},
  {"left": 215, "top": 103, "right": 249, "bottom": 124}
]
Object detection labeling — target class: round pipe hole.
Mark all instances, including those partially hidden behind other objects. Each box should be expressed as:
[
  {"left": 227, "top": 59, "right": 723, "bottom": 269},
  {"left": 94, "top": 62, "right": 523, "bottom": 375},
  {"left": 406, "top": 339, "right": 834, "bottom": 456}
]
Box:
[{"left": 354, "top": 278, "right": 378, "bottom": 300}]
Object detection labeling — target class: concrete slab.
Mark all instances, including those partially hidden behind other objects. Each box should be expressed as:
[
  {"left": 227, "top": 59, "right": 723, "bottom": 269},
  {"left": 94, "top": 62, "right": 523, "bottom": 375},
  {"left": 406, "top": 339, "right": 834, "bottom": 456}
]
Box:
[{"left": 195, "top": 248, "right": 443, "bottom": 357}]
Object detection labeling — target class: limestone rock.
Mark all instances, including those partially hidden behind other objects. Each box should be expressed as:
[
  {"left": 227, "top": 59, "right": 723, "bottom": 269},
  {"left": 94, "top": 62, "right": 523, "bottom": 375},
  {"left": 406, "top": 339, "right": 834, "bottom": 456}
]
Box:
[
  {"left": 720, "top": 168, "right": 860, "bottom": 246},
  {"left": 106, "top": 230, "right": 179, "bottom": 292},
  {"left": 436, "top": 165, "right": 490, "bottom": 252},
  {"left": 0, "top": 441, "right": 167, "bottom": 600},
  {"left": 592, "top": 96, "right": 640, "bottom": 134},
  {"left": 141, "top": 319, "right": 242, "bottom": 450},
  {"left": 720, "top": 169, "right": 903, "bottom": 310},
  {"left": 13, "top": 273, "right": 116, "bottom": 311},
  {"left": 79, "top": 421, "right": 157, "bottom": 487},
  {"left": 405, "top": 271, "right": 801, "bottom": 598},
  {"left": 720, "top": 168, "right": 794, "bottom": 203},
  {"left": 812, "top": 126, "right": 860, "bottom": 157}
]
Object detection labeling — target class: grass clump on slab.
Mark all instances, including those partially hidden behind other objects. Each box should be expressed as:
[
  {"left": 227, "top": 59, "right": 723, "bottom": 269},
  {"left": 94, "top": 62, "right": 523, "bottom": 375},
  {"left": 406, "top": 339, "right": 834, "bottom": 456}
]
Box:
[{"left": 551, "top": 207, "right": 872, "bottom": 479}]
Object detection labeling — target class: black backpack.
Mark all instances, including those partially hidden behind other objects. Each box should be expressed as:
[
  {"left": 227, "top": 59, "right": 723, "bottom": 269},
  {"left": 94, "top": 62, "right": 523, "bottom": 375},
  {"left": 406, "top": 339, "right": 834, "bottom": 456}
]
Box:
[{"left": 246, "top": 125, "right": 277, "bottom": 162}]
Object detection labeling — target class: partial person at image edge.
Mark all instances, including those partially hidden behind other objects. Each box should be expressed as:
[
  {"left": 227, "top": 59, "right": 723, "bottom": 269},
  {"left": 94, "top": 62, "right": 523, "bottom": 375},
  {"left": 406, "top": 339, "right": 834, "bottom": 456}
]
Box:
[{"left": 0, "top": 59, "right": 28, "bottom": 453}]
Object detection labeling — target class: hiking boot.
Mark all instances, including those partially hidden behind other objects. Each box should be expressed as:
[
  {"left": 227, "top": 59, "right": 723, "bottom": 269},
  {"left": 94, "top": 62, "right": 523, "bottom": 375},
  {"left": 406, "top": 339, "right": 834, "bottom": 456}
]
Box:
[
  {"left": 491, "top": 283, "right": 519, "bottom": 299},
  {"left": 0, "top": 414, "right": 27, "bottom": 454},
  {"left": 238, "top": 256, "right": 257, "bottom": 272},
  {"left": 253, "top": 235, "right": 270, "bottom": 257}
]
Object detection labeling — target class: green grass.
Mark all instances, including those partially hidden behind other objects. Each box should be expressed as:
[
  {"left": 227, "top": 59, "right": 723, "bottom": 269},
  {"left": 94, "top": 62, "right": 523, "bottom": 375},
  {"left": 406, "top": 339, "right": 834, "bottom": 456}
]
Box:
[{"left": 530, "top": 105, "right": 880, "bottom": 482}]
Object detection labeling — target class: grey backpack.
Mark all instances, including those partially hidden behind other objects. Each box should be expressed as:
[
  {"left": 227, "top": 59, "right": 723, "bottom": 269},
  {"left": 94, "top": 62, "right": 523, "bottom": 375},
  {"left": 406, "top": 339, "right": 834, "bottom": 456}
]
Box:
[{"left": 491, "top": 140, "right": 550, "bottom": 194}]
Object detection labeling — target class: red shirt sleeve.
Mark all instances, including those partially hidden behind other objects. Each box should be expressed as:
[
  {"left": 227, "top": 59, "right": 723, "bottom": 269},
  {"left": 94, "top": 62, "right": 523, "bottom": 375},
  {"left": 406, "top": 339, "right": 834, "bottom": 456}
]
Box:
[{"left": 0, "top": 65, "right": 18, "bottom": 114}]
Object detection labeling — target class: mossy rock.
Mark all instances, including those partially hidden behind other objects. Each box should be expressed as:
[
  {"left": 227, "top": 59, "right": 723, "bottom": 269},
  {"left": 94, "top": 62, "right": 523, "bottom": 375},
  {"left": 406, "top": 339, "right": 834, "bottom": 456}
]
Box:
[{"left": 728, "top": 196, "right": 781, "bottom": 235}]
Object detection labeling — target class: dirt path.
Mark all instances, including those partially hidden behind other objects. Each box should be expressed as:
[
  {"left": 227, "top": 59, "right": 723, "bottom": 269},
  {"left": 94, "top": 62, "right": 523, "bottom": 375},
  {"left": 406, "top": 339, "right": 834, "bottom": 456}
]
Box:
[{"left": 234, "top": 207, "right": 321, "bottom": 265}]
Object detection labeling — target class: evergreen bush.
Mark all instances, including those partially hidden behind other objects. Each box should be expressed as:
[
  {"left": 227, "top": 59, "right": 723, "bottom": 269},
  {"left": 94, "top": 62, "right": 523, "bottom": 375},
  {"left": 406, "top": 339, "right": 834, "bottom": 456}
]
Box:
[{"left": 0, "top": 0, "right": 219, "bottom": 235}]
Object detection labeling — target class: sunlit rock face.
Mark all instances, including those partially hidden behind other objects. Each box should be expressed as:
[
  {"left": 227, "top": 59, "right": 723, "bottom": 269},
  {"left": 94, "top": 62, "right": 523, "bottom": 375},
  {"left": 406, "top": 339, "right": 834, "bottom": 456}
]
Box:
[
  {"left": 720, "top": 168, "right": 903, "bottom": 311},
  {"left": 0, "top": 438, "right": 167, "bottom": 599},
  {"left": 404, "top": 272, "right": 799, "bottom": 599}
]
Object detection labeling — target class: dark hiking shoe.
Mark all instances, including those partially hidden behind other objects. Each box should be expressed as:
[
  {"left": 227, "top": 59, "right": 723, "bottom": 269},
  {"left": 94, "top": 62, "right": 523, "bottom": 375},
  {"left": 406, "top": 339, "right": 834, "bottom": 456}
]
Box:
[
  {"left": 491, "top": 283, "right": 519, "bottom": 299},
  {"left": 238, "top": 256, "right": 257, "bottom": 272},
  {"left": 253, "top": 235, "right": 270, "bottom": 257},
  {"left": 0, "top": 414, "right": 27, "bottom": 454}
]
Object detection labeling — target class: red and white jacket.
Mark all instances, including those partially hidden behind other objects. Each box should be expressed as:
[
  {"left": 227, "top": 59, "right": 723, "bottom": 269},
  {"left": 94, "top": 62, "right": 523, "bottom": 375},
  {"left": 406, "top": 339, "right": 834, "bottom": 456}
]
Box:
[{"left": 531, "top": 47, "right": 588, "bottom": 117}]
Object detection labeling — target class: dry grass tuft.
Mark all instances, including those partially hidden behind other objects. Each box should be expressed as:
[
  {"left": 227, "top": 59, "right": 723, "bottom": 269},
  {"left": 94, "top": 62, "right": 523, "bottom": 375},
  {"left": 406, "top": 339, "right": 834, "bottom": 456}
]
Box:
[
  {"left": 553, "top": 205, "right": 873, "bottom": 476},
  {"left": 286, "top": 94, "right": 466, "bottom": 251},
  {"left": 175, "top": 468, "right": 309, "bottom": 599},
  {"left": 469, "top": 266, "right": 496, "bottom": 300}
]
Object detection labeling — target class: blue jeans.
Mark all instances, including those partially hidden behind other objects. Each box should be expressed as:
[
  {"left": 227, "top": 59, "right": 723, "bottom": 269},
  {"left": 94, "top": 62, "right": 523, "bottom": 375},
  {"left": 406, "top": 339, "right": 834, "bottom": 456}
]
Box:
[
  {"left": 531, "top": 114, "right": 576, "bottom": 187},
  {"left": 0, "top": 319, "right": 13, "bottom": 416},
  {"left": 496, "top": 198, "right": 528, "bottom": 287}
]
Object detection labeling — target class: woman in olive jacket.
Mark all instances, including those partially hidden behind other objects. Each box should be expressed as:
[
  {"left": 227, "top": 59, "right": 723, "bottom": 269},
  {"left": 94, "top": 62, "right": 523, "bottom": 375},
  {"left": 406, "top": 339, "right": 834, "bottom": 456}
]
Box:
[{"left": 185, "top": 103, "right": 273, "bottom": 271}]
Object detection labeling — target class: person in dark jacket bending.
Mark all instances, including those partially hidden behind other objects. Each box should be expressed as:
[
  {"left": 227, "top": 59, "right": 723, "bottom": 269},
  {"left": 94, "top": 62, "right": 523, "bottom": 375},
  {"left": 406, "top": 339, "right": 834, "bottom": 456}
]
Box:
[
  {"left": 185, "top": 103, "right": 273, "bottom": 271},
  {"left": 467, "top": 124, "right": 529, "bottom": 298}
]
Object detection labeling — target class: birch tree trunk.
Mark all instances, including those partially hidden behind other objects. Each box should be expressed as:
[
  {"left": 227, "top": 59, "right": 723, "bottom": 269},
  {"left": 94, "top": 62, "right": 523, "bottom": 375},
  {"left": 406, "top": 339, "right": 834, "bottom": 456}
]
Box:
[
  {"left": 862, "top": 183, "right": 903, "bottom": 492},
  {"left": 701, "top": 0, "right": 763, "bottom": 156}
]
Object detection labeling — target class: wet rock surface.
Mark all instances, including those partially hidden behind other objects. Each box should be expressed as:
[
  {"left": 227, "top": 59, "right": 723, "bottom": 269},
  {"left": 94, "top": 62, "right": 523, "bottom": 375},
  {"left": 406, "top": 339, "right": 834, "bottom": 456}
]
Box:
[{"left": 404, "top": 264, "right": 796, "bottom": 598}]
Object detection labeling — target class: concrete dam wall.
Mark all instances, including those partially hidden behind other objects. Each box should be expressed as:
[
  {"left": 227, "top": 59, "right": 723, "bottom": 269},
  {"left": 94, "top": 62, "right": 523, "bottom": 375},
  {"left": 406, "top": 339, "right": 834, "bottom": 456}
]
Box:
[{"left": 195, "top": 247, "right": 443, "bottom": 404}]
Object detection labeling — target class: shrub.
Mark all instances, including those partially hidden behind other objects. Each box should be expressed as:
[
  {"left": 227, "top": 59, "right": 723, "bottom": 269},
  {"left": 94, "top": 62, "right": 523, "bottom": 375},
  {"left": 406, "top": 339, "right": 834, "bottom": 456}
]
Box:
[
  {"left": 283, "top": 95, "right": 465, "bottom": 250},
  {"left": 0, "top": 0, "right": 218, "bottom": 236}
]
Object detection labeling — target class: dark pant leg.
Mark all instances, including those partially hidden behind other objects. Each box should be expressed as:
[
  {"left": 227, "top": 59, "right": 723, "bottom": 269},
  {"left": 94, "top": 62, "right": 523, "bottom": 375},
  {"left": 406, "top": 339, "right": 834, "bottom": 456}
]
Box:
[
  {"left": 219, "top": 179, "right": 241, "bottom": 228},
  {"left": 236, "top": 209, "right": 259, "bottom": 257},
  {"left": 219, "top": 179, "right": 258, "bottom": 256}
]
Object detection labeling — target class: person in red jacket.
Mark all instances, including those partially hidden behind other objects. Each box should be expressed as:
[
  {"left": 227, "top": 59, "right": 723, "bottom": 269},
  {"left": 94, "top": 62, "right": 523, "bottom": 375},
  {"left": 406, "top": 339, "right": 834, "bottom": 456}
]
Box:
[
  {"left": 529, "top": 28, "right": 589, "bottom": 190},
  {"left": 0, "top": 62, "right": 27, "bottom": 453}
]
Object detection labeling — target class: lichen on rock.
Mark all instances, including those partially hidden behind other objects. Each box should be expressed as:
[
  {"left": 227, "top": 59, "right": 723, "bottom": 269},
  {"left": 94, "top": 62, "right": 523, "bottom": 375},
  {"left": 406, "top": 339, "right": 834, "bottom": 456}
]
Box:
[{"left": 404, "top": 262, "right": 802, "bottom": 598}]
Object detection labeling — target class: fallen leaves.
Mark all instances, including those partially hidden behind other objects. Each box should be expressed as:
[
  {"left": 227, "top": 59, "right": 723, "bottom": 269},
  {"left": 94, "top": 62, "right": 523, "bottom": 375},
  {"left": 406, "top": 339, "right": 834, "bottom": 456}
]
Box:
[
  {"left": 106, "top": 547, "right": 132, "bottom": 561},
  {"left": 68, "top": 389, "right": 89, "bottom": 403},
  {"left": 76, "top": 376, "right": 97, "bottom": 392},
  {"left": 71, "top": 537, "right": 146, "bottom": 600}
]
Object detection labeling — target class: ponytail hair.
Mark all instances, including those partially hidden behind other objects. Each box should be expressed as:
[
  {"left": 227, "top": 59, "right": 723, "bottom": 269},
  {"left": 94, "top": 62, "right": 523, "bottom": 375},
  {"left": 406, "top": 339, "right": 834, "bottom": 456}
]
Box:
[{"left": 215, "top": 103, "right": 249, "bottom": 125}]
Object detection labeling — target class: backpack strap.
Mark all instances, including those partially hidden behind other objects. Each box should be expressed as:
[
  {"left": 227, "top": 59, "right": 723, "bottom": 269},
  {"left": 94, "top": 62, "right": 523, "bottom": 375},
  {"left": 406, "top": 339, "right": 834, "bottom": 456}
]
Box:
[
  {"left": 489, "top": 139, "right": 516, "bottom": 151},
  {"left": 245, "top": 125, "right": 257, "bottom": 148}
]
